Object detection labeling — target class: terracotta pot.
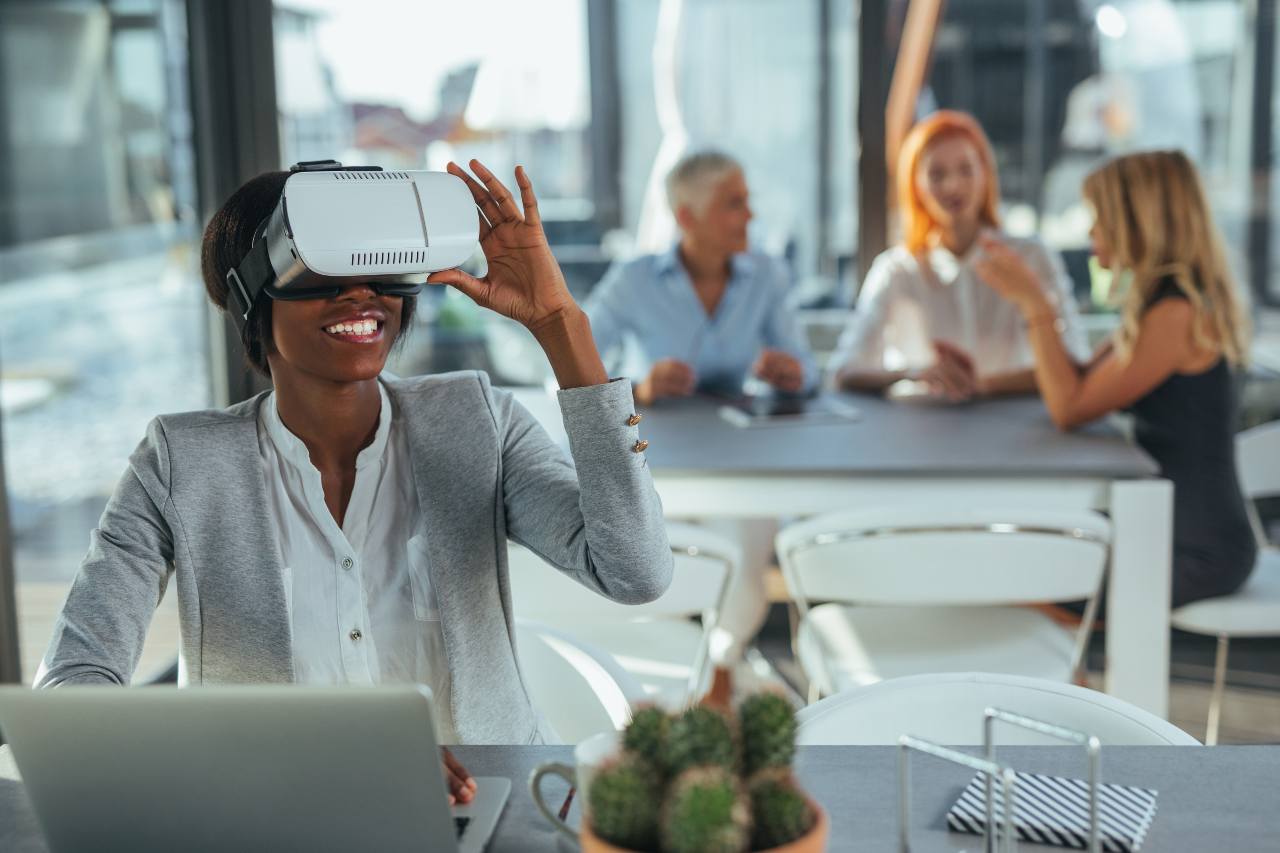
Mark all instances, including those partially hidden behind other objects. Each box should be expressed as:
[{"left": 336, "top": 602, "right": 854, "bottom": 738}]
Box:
[{"left": 581, "top": 801, "right": 829, "bottom": 853}]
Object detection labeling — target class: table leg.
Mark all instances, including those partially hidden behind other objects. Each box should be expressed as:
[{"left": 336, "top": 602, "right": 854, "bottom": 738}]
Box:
[{"left": 1105, "top": 479, "right": 1173, "bottom": 718}]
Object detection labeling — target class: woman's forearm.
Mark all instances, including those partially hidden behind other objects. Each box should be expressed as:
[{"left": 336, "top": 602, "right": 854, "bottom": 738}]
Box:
[
  {"left": 1021, "top": 298, "right": 1089, "bottom": 428},
  {"left": 834, "top": 365, "right": 911, "bottom": 393},
  {"left": 977, "top": 368, "right": 1039, "bottom": 397},
  {"left": 529, "top": 307, "right": 609, "bottom": 389}
]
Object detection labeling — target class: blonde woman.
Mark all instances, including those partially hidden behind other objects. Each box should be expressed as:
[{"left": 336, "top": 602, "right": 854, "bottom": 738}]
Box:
[
  {"left": 976, "top": 150, "right": 1256, "bottom": 607},
  {"left": 832, "top": 111, "right": 1088, "bottom": 399}
]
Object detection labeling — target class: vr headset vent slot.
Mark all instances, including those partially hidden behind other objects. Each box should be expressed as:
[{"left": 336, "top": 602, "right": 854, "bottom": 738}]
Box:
[
  {"left": 331, "top": 171, "right": 411, "bottom": 181},
  {"left": 351, "top": 250, "right": 427, "bottom": 266}
]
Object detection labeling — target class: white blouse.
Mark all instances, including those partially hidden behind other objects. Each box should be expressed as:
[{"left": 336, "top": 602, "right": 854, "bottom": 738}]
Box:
[
  {"left": 257, "top": 381, "right": 456, "bottom": 743},
  {"left": 832, "top": 233, "right": 1089, "bottom": 377}
]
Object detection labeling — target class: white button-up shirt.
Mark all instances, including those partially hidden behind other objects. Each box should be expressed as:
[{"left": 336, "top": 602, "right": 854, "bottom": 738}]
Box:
[
  {"left": 257, "top": 381, "right": 456, "bottom": 742},
  {"left": 832, "top": 234, "right": 1089, "bottom": 376}
]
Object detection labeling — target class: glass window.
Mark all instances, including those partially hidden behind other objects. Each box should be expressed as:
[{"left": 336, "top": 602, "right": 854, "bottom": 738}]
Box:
[
  {"left": 275, "top": 0, "right": 596, "bottom": 384},
  {"left": 615, "top": 0, "right": 857, "bottom": 300},
  {"left": 274, "top": 0, "right": 859, "bottom": 382},
  {"left": 0, "top": 0, "right": 207, "bottom": 682},
  {"left": 906, "top": 0, "right": 1251, "bottom": 311}
]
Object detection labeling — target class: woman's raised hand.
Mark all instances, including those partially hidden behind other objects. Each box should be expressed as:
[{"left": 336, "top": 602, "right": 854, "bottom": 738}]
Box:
[
  {"left": 428, "top": 160, "right": 577, "bottom": 330},
  {"left": 973, "top": 233, "right": 1049, "bottom": 314},
  {"left": 431, "top": 159, "right": 608, "bottom": 388}
]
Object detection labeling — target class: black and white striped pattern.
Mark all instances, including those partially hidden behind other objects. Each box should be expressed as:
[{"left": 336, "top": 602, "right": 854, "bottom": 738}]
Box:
[{"left": 946, "top": 770, "right": 1158, "bottom": 852}]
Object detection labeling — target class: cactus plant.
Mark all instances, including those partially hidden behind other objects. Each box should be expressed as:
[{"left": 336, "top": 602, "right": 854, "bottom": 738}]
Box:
[
  {"left": 623, "top": 705, "right": 672, "bottom": 776},
  {"left": 747, "top": 768, "right": 815, "bottom": 850},
  {"left": 663, "top": 706, "right": 738, "bottom": 777},
  {"left": 660, "top": 767, "right": 752, "bottom": 853},
  {"left": 588, "top": 754, "right": 663, "bottom": 852},
  {"left": 738, "top": 692, "right": 797, "bottom": 776},
  {"left": 584, "top": 687, "right": 825, "bottom": 853}
]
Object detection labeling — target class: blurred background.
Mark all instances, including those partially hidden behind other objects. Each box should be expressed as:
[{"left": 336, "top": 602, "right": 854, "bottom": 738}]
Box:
[{"left": 0, "top": 0, "right": 1279, "bottom": 692}]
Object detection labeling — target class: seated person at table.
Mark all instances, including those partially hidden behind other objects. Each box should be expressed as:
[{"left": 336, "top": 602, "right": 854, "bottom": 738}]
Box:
[
  {"left": 33, "top": 162, "right": 673, "bottom": 785},
  {"left": 585, "top": 151, "right": 816, "bottom": 405},
  {"left": 975, "top": 149, "right": 1256, "bottom": 608},
  {"left": 832, "top": 111, "right": 1088, "bottom": 400}
]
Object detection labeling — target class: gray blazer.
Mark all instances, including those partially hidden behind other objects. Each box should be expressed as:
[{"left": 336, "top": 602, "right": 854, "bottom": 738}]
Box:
[{"left": 35, "top": 372, "right": 672, "bottom": 744}]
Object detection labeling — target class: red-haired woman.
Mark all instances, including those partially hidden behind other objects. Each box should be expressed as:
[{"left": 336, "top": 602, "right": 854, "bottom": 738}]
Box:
[{"left": 833, "top": 110, "right": 1088, "bottom": 399}]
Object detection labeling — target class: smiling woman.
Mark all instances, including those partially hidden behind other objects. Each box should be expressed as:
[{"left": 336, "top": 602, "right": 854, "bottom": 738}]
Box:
[
  {"left": 200, "top": 170, "right": 418, "bottom": 378},
  {"left": 32, "top": 161, "right": 673, "bottom": 787}
]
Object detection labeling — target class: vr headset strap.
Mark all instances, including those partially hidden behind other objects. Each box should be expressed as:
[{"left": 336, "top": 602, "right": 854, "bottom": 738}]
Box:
[{"left": 225, "top": 238, "right": 274, "bottom": 332}]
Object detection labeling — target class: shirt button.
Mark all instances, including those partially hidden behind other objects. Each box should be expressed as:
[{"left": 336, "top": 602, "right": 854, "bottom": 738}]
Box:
[
  {"left": 349, "top": 628, "right": 363, "bottom": 642},
  {"left": 341, "top": 557, "right": 354, "bottom": 570}
]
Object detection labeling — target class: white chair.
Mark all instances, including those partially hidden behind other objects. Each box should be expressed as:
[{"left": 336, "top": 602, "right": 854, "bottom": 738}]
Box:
[
  {"left": 796, "top": 673, "right": 1200, "bottom": 746},
  {"left": 1170, "top": 420, "right": 1280, "bottom": 744},
  {"left": 514, "top": 619, "right": 646, "bottom": 744},
  {"left": 776, "top": 507, "right": 1111, "bottom": 703},
  {"left": 509, "top": 521, "right": 738, "bottom": 708}
]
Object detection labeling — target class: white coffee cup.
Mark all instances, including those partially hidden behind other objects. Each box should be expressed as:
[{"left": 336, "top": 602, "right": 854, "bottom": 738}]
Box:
[{"left": 529, "top": 731, "right": 619, "bottom": 840}]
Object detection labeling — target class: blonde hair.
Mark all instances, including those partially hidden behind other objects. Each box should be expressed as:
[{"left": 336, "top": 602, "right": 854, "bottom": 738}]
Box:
[
  {"left": 898, "top": 110, "right": 1001, "bottom": 254},
  {"left": 1083, "top": 150, "right": 1249, "bottom": 364}
]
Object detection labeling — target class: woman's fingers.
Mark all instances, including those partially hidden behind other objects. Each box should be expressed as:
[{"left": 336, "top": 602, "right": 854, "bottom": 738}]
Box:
[
  {"left": 469, "top": 159, "right": 523, "bottom": 224},
  {"left": 428, "top": 268, "right": 490, "bottom": 306},
  {"left": 932, "top": 340, "right": 974, "bottom": 370},
  {"left": 973, "top": 258, "right": 1014, "bottom": 296},
  {"left": 448, "top": 159, "right": 541, "bottom": 231},
  {"left": 515, "top": 166, "right": 542, "bottom": 228},
  {"left": 442, "top": 748, "right": 477, "bottom": 804},
  {"left": 447, "top": 161, "right": 503, "bottom": 228},
  {"left": 925, "top": 360, "right": 972, "bottom": 400}
]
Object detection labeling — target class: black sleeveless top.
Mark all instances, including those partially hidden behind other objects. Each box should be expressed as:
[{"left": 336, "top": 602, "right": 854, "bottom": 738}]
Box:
[{"left": 1127, "top": 279, "right": 1257, "bottom": 607}]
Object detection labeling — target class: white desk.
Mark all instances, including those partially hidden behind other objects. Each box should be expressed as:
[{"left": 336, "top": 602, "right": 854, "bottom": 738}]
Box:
[{"left": 511, "top": 389, "right": 1172, "bottom": 717}]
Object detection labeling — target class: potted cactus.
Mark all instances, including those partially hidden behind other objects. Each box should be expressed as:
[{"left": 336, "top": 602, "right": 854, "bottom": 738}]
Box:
[{"left": 581, "top": 692, "right": 828, "bottom": 853}]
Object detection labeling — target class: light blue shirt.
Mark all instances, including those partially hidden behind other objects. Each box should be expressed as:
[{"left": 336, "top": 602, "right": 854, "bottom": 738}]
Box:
[{"left": 584, "top": 246, "right": 816, "bottom": 393}]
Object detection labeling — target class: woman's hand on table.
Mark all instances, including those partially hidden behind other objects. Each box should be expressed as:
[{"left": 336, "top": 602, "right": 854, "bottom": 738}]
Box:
[
  {"left": 753, "top": 349, "right": 805, "bottom": 394},
  {"left": 429, "top": 160, "right": 607, "bottom": 388},
  {"left": 442, "top": 747, "right": 476, "bottom": 805},
  {"left": 910, "top": 340, "right": 979, "bottom": 401}
]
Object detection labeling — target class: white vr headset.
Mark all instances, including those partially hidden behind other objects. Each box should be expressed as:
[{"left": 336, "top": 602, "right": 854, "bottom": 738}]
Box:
[{"left": 226, "top": 160, "right": 478, "bottom": 334}]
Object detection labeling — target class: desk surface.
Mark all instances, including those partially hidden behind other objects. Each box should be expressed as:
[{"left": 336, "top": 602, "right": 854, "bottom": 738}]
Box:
[
  {"left": 3, "top": 744, "right": 1276, "bottom": 851},
  {"left": 636, "top": 393, "right": 1159, "bottom": 478}
]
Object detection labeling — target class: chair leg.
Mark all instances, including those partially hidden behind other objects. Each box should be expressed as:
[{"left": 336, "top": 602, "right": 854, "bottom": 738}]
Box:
[
  {"left": 787, "top": 601, "right": 801, "bottom": 658},
  {"left": 1205, "top": 634, "right": 1230, "bottom": 746},
  {"left": 686, "top": 618, "right": 714, "bottom": 704}
]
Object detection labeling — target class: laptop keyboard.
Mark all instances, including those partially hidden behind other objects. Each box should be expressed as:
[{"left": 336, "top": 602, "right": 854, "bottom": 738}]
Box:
[{"left": 454, "top": 816, "right": 471, "bottom": 838}]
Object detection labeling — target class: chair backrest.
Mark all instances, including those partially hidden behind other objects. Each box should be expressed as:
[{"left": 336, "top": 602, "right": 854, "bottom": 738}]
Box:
[
  {"left": 1238, "top": 420, "right": 1280, "bottom": 500},
  {"left": 514, "top": 620, "right": 645, "bottom": 744},
  {"left": 776, "top": 507, "right": 1110, "bottom": 606},
  {"left": 510, "top": 521, "right": 737, "bottom": 624},
  {"left": 796, "top": 673, "right": 1199, "bottom": 746}
]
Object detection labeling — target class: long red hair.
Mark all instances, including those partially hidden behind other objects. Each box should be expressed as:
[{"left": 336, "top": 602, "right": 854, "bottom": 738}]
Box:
[{"left": 897, "top": 110, "right": 1001, "bottom": 254}]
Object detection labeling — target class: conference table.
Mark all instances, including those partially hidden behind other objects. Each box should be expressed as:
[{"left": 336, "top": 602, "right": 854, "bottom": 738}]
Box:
[
  {"left": 512, "top": 389, "right": 1172, "bottom": 717},
  {"left": 3, "top": 744, "right": 1276, "bottom": 850}
]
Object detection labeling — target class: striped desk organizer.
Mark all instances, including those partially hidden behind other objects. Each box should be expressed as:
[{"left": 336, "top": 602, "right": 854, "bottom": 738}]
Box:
[{"left": 947, "top": 770, "right": 1159, "bottom": 853}]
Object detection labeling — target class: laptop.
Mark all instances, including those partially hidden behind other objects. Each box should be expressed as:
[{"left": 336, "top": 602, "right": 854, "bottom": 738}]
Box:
[{"left": 0, "top": 685, "right": 510, "bottom": 853}]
